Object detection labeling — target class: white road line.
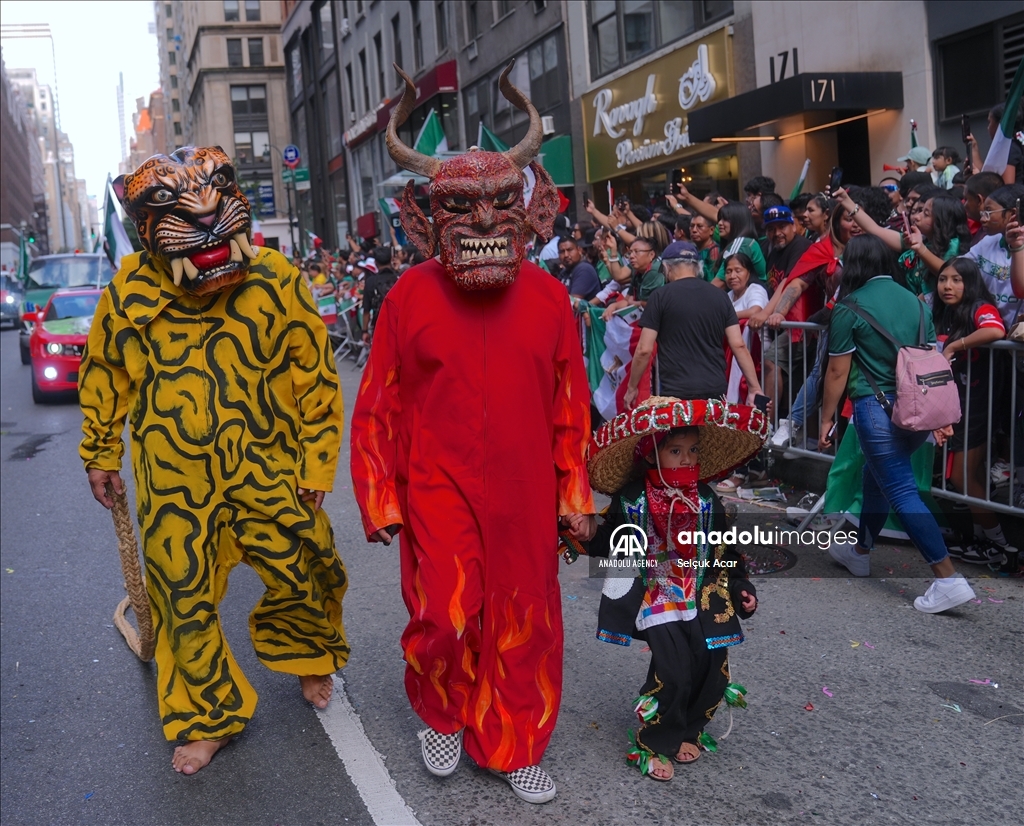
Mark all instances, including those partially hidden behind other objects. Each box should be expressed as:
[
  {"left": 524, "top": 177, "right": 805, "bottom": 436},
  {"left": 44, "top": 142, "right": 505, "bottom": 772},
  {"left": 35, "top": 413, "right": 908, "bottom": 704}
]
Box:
[{"left": 316, "top": 674, "right": 423, "bottom": 826}]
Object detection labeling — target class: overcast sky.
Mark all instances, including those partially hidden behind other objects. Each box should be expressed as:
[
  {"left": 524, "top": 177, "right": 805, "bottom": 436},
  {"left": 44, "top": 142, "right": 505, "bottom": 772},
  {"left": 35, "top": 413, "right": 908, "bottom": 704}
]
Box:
[{"left": 1, "top": 0, "right": 159, "bottom": 204}]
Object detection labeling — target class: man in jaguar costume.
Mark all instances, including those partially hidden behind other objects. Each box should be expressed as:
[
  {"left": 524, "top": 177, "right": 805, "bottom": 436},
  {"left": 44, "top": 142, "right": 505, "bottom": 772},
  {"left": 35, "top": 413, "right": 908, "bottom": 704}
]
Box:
[
  {"left": 79, "top": 146, "right": 349, "bottom": 775},
  {"left": 350, "top": 63, "right": 595, "bottom": 804}
]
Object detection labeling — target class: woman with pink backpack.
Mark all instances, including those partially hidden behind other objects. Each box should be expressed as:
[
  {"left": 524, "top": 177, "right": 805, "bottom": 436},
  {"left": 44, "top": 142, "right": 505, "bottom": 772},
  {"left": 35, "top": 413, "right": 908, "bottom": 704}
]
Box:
[{"left": 818, "top": 235, "right": 976, "bottom": 614}]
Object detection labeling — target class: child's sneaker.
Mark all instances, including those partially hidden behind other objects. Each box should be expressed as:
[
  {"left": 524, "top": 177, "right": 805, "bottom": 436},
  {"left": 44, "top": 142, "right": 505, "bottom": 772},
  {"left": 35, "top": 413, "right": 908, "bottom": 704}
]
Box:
[
  {"left": 418, "top": 727, "right": 462, "bottom": 777},
  {"left": 914, "top": 574, "right": 976, "bottom": 613},
  {"left": 489, "top": 765, "right": 556, "bottom": 803},
  {"left": 988, "top": 549, "right": 1021, "bottom": 577},
  {"left": 770, "top": 419, "right": 793, "bottom": 447}
]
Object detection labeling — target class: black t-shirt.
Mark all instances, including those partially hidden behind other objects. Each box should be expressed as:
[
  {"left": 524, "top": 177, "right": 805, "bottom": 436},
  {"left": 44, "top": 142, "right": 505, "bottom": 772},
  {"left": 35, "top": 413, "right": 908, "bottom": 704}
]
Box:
[
  {"left": 1007, "top": 139, "right": 1024, "bottom": 185},
  {"left": 559, "top": 260, "right": 602, "bottom": 301},
  {"left": 639, "top": 277, "right": 739, "bottom": 399},
  {"left": 364, "top": 267, "right": 399, "bottom": 322},
  {"left": 765, "top": 235, "right": 811, "bottom": 293}
]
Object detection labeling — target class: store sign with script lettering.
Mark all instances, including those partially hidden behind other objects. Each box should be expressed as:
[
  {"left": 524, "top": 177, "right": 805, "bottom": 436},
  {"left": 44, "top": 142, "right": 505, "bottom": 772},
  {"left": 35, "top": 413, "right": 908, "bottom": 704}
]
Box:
[{"left": 582, "top": 28, "right": 732, "bottom": 182}]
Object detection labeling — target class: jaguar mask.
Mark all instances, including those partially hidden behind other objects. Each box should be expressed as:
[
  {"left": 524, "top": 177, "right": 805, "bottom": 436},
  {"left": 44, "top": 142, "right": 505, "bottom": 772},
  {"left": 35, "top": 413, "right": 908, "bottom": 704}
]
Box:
[
  {"left": 112, "top": 146, "right": 257, "bottom": 296},
  {"left": 387, "top": 62, "right": 559, "bottom": 291}
]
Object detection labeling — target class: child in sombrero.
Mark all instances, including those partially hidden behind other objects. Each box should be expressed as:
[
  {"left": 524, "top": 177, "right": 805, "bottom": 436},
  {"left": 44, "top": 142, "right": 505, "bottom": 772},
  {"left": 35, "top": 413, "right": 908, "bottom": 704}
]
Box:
[{"left": 582, "top": 396, "right": 769, "bottom": 781}]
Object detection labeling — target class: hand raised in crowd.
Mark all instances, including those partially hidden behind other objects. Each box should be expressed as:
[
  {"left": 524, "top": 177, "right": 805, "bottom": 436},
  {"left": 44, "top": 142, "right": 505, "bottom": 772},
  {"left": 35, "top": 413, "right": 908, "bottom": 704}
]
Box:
[
  {"left": 665, "top": 192, "right": 680, "bottom": 210},
  {"left": 714, "top": 195, "right": 729, "bottom": 209},
  {"left": 907, "top": 226, "right": 926, "bottom": 253},
  {"left": 1005, "top": 215, "right": 1023, "bottom": 249},
  {"left": 831, "top": 186, "right": 853, "bottom": 209}
]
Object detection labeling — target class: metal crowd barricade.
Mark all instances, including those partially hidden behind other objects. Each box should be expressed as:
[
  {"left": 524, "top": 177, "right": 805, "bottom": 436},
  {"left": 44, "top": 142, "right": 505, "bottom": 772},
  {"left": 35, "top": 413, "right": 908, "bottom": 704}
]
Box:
[{"left": 758, "top": 321, "right": 1023, "bottom": 517}]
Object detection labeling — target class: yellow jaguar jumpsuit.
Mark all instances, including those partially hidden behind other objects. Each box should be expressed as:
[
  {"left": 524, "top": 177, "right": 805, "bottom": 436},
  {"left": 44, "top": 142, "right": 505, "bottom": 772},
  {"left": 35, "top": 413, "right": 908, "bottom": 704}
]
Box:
[{"left": 79, "top": 248, "right": 349, "bottom": 742}]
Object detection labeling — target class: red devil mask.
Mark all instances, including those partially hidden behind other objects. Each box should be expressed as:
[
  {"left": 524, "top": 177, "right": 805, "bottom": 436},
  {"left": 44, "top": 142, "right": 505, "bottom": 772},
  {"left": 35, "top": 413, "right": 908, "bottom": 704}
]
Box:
[{"left": 386, "top": 62, "right": 559, "bottom": 290}]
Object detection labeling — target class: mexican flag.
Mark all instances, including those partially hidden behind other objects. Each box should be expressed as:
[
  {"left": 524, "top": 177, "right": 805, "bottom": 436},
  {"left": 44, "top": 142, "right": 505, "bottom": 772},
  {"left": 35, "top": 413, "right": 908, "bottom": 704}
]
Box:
[
  {"left": 102, "top": 176, "right": 133, "bottom": 270},
  {"left": 414, "top": 109, "right": 448, "bottom": 155},
  {"left": 477, "top": 122, "right": 508, "bottom": 152},
  {"left": 983, "top": 58, "right": 1024, "bottom": 175},
  {"left": 581, "top": 303, "right": 648, "bottom": 422}
]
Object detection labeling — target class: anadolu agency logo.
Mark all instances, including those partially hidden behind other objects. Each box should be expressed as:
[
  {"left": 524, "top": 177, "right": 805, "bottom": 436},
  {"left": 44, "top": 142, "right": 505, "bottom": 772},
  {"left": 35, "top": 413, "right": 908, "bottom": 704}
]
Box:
[{"left": 597, "top": 524, "right": 659, "bottom": 570}]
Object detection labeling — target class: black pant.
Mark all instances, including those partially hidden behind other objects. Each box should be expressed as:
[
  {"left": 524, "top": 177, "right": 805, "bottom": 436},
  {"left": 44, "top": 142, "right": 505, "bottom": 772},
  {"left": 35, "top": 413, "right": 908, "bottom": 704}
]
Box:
[{"left": 634, "top": 620, "right": 729, "bottom": 757}]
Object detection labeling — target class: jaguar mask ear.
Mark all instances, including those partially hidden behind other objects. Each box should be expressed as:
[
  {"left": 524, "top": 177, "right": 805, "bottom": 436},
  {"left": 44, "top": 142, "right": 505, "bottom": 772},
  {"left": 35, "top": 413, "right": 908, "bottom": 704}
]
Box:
[
  {"left": 112, "top": 175, "right": 127, "bottom": 204},
  {"left": 400, "top": 180, "right": 436, "bottom": 259}
]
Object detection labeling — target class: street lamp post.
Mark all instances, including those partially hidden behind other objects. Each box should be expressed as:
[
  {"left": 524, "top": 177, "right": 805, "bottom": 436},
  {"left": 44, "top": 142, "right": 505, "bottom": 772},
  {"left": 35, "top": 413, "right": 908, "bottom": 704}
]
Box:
[{"left": 263, "top": 144, "right": 298, "bottom": 258}]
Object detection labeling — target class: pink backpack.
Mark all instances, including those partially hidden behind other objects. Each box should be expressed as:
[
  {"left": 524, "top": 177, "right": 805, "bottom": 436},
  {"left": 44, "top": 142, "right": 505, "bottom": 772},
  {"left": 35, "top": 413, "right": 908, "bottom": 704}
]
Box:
[{"left": 841, "top": 300, "right": 961, "bottom": 432}]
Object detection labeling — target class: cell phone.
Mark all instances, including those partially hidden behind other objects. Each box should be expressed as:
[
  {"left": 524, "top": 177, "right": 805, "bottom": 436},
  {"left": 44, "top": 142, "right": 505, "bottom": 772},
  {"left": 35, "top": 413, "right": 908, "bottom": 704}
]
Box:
[
  {"left": 671, "top": 169, "right": 683, "bottom": 194},
  {"left": 1017, "top": 197, "right": 1022, "bottom": 225},
  {"left": 583, "top": 191, "right": 591, "bottom": 206},
  {"left": 828, "top": 166, "right": 843, "bottom": 192},
  {"left": 902, "top": 211, "right": 912, "bottom": 236},
  {"left": 961, "top": 114, "right": 971, "bottom": 145},
  {"left": 753, "top": 394, "right": 770, "bottom": 412},
  {"left": 827, "top": 421, "right": 838, "bottom": 442}
]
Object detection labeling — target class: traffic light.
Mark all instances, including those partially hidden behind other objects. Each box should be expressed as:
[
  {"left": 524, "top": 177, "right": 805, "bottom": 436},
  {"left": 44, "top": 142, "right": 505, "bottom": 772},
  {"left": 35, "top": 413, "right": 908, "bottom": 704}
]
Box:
[{"left": 27, "top": 231, "right": 35, "bottom": 244}]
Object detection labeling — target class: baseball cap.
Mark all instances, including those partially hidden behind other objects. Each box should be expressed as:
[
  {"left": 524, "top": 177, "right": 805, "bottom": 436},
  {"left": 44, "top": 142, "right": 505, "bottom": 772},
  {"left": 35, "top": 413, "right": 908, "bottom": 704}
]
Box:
[
  {"left": 661, "top": 240, "right": 700, "bottom": 263},
  {"left": 897, "top": 146, "right": 932, "bottom": 165},
  {"left": 762, "top": 205, "right": 794, "bottom": 225}
]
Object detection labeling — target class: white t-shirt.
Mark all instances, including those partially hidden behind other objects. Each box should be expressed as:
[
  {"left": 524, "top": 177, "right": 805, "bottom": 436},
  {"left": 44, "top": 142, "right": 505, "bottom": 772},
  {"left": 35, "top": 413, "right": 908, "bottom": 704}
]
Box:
[{"left": 726, "top": 282, "right": 768, "bottom": 403}]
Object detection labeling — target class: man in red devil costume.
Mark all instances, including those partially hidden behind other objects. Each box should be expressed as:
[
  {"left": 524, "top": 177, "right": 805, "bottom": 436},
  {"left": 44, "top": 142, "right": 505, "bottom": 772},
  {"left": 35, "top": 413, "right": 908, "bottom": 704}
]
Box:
[{"left": 350, "top": 64, "right": 595, "bottom": 804}]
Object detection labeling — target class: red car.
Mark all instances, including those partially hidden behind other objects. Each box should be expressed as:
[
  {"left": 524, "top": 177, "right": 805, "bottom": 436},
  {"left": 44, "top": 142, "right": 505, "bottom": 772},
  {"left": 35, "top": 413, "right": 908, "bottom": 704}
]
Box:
[{"left": 29, "top": 287, "right": 102, "bottom": 402}]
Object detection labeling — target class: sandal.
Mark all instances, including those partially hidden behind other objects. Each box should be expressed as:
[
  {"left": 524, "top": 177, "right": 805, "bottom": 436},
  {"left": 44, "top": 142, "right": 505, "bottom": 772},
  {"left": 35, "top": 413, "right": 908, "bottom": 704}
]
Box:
[
  {"left": 673, "top": 741, "right": 701, "bottom": 764},
  {"left": 715, "top": 474, "right": 746, "bottom": 493},
  {"left": 646, "top": 755, "right": 674, "bottom": 781}
]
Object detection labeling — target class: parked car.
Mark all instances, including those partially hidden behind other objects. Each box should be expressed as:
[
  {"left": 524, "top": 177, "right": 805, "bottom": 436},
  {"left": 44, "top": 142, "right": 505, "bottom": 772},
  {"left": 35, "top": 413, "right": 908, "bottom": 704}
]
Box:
[
  {"left": 1, "top": 274, "right": 24, "bottom": 328},
  {"left": 29, "top": 287, "right": 101, "bottom": 403},
  {"left": 19, "top": 253, "right": 113, "bottom": 364}
]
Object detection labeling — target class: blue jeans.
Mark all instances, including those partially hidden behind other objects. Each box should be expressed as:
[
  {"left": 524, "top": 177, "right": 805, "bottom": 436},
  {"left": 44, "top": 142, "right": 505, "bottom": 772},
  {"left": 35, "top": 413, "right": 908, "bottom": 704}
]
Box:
[
  {"left": 791, "top": 332, "right": 827, "bottom": 428},
  {"left": 853, "top": 395, "right": 949, "bottom": 565}
]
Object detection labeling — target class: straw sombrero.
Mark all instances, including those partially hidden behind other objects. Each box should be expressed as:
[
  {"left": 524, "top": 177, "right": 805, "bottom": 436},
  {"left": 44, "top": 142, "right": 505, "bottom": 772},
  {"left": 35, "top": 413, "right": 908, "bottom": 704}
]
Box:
[{"left": 587, "top": 396, "right": 770, "bottom": 495}]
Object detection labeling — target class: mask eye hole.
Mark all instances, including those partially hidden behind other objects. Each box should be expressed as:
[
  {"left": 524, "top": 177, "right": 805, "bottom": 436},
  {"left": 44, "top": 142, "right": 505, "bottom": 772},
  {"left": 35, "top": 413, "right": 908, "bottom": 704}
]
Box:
[
  {"left": 211, "top": 171, "right": 230, "bottom": 187},
  {"left": 151, "top": 189, "right": 175, "bottom": 205},
  {"left": 494, "top": 189, "right": 516, "bottom": 208},
  {"left": 443, "top": 196, "right": 472, "bottom": 213}
]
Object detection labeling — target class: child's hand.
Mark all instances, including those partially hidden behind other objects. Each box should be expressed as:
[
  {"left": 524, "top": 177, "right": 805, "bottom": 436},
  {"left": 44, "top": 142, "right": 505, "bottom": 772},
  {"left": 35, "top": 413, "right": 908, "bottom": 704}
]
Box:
[
  {"left": 740, "top": 589, "right": 757, "bottom": 614},
  {"left": 565, "top": 513, "right": 597, "bottom": 541}
]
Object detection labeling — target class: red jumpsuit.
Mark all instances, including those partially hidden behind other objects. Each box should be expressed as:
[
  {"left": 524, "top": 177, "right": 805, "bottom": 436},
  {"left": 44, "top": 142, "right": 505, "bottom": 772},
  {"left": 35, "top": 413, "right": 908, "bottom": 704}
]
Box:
[{"left": 351, "top": 258, "right": 594, "bottom": 771}]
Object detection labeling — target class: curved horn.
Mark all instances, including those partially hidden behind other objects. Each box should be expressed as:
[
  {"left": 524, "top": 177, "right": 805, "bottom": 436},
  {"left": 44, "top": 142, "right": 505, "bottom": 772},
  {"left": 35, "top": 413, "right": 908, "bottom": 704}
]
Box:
[
  {"left": 499, "top": 60, "right": 543, "bottom": 171},
  {"left": 386, "top": 64, "right": 442, "bottom": 179}
]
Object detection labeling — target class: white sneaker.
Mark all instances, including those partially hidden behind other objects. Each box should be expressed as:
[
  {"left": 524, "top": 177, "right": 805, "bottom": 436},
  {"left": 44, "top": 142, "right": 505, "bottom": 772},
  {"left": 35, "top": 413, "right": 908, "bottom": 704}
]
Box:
[
  {"left": 489, "top": 765, "right": 556, "bottom": 803},
  {"left": 828, "top": 538, "right": 870, "bottom": 577},
  {"left": 770, "top": 418, "right": 792, "bottom": 447},
  {"left": 418, "top": 728, "right": 462, "bottom": 777},
  {"left": 989, "top": 461, "right": 1010, "bottom": 487},
  {"left": 914, "top": 575, "right": 976, "bottom": 613}
]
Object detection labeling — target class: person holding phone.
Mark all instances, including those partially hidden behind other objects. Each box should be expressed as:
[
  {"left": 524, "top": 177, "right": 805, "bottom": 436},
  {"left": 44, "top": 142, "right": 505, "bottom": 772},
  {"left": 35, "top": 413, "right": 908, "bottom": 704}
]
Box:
[{"left": 964, "top": 184, "right": 1024, "bottom": 328}]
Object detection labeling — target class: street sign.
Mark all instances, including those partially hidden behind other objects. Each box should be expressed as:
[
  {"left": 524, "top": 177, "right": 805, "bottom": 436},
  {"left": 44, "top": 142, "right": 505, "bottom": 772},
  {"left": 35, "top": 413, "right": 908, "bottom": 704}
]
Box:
[
  {"left": 282, "top": 167, "right": 310, "bottom": 184},
  {"left": 257, "top": 183, "right": 275, "bottom": 217},
  {"left": 282, "top": 144, "right": 301, "bottom": 168}
]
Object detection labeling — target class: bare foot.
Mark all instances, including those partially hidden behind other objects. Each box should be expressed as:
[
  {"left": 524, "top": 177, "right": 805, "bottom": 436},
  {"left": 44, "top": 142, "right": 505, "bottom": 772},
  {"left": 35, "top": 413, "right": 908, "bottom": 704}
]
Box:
[
  {"left": 300, "top": 674, "right": 334, "bottom": 709},
  {"left": 674, "top": 741, "right": 700, "bottom": 764},
  {"left": 172, "top": 736, "right": 233, "bottom": 775},
  {"left": 648, "top": 755, "right": 674, "bottom": 780}
]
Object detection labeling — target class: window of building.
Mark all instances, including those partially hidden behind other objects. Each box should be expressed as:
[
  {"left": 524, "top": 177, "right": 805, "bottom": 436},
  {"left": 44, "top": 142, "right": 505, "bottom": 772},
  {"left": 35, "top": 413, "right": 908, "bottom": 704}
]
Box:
[
  {"left": 392, "top": 16, "right": 403, "bottom": 85},
  {"left": 168, "top": 50, "right": 177, "bottom": 65},
  {"left": 231, "top": 84, "right": 268, "bottom": 118},
  {"left": 174, "top": 122, "right": 182, "bottom": 135},
  {"left": 167, "top": 28, "right": 174, "bottom": 42},
  {"left": 317, "top": 3, "right": 334, "bottom": 56},
  {"left": 245, "top": 0, "right": 261, "bottom": 22},
  {"left": 223, "top": 0, "right": 239, "bottom": 22},
  {"left": 355, "top": 0, "right": 364, "bottom": 16},
  {"left": 345, "top": 62, "right": 355, "bottom": 113},
  {"left": 496, "top": 0, "right": 513, "bottom": 19},
  {"left": 412, "top": 1, "right": 423, "bottom": 69},
  {"left": 467, "top": 1, "right": 479, "bottom": 39},
  {"left": 374, "top": 33, "right": 385, "bottom": 97},
  {"left": 936, "top": 24, "right": 1001, "bottom": 121},
  {"left": 171, "top": 74, "right": 178, "bottom": 88},
  {"left": 234, "top": 130, "right": 270, "bottom": 163},
  {"left": 248, "top": 38, "right": 264, "bottom": 66},
  {"left": 588, "top": 0, "right": 732, "bottom": 79},
  {"left": 534, "top": 0, "right": 547, "bottom": 11},
  {"left": 165, "top": 3, "right": 172, "bottom": 17},
  {"left": 227, "top": 38, "right": 243, "bottom": 67},
  {"left": 288, "top": 44, "right": 303, "bottom": 98},
  {"left": 172, "top": 98, "right": 180, "bottom": 112},
  {"left": 435, "top": 1, "right": 447, "bottom": 51},
  {"left": 324, "top": 71, "right": 343, "bottom": 158},
  {"left": 358, "top": 48, "right": 370, "bottom": 111}
]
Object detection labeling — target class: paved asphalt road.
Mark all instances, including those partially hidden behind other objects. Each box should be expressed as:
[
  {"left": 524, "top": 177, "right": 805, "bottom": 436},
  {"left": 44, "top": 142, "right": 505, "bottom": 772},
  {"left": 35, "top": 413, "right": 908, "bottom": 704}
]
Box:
[{"left": 1, "top": 322, "right": 1021, "bottom": 826}]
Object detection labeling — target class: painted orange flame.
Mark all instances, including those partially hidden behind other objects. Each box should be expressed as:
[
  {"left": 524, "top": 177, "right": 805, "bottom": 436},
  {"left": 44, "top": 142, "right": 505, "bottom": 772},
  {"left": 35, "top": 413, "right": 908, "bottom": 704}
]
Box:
[
  {"left": 536, "top": 644, "right": 557, "bottom": 729},
  {"left": 461, "top": 641, "right": 476, "bottom": 682},
  {"left": 491, "top": 691, "right": 517, "bottom": 769},
  {"left": 474, "top": 674, "right": 492, "bottom": 732},
  {"left": 429, "top": 657, "right": 449, "bottom": 709},
  {"left": 404, "top": 626, "right": 426, "bottom": 675},
  {"left": 414, "top": 568, "right": 428, "bottom": 620},
  {"left": 496, "top": 601, "right": 534, "bottom": 654},
  {"left": 449, "top": 555, "right": 467, "bottom": 639}
]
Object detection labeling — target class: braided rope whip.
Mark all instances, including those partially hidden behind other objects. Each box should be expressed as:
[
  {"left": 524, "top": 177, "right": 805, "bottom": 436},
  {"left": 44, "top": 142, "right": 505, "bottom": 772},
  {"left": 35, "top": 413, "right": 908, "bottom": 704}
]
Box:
[{"left": 108, "top": 485, "right": 155, "bottom": 661}]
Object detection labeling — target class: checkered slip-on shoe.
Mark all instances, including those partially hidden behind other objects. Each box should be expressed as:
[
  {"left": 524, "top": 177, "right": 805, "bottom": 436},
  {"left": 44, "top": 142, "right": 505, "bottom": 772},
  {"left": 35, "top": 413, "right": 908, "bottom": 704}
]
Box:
[
  {"left": 489, "top": 765, "right": 557, "bottom": 803},
  {"left": 417, "top": 728, "right": 462, "bottom": 777}
]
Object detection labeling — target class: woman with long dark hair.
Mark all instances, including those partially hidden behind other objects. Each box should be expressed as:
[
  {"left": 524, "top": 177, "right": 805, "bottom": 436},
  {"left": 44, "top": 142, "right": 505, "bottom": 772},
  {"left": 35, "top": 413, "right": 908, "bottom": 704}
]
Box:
[
  {"left": 819, "top": 235, "right": 976, "bottom": 613},
  {"left": 712, "top": 202, "right": 766, "bottom": 285}
]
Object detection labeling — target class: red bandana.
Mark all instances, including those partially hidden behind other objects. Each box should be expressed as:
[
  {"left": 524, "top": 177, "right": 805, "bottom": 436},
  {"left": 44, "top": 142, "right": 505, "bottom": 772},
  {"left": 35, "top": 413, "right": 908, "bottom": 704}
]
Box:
[{"left": 645, "top": 465, "right": 699, "bottom": 558}]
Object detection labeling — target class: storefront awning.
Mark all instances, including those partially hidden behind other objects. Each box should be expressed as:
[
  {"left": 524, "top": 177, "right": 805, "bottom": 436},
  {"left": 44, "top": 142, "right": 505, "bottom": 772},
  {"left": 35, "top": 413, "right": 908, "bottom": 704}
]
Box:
[{"left": 687, "top": 72, "right": 904, "bottom": 143}]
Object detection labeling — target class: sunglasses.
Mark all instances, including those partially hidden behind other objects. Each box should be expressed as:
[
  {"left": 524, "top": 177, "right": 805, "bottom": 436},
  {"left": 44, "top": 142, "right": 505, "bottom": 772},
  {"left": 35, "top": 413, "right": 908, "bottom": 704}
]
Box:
[{"left": 881, "top": 183, "right": 899, "bottom": 193}]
